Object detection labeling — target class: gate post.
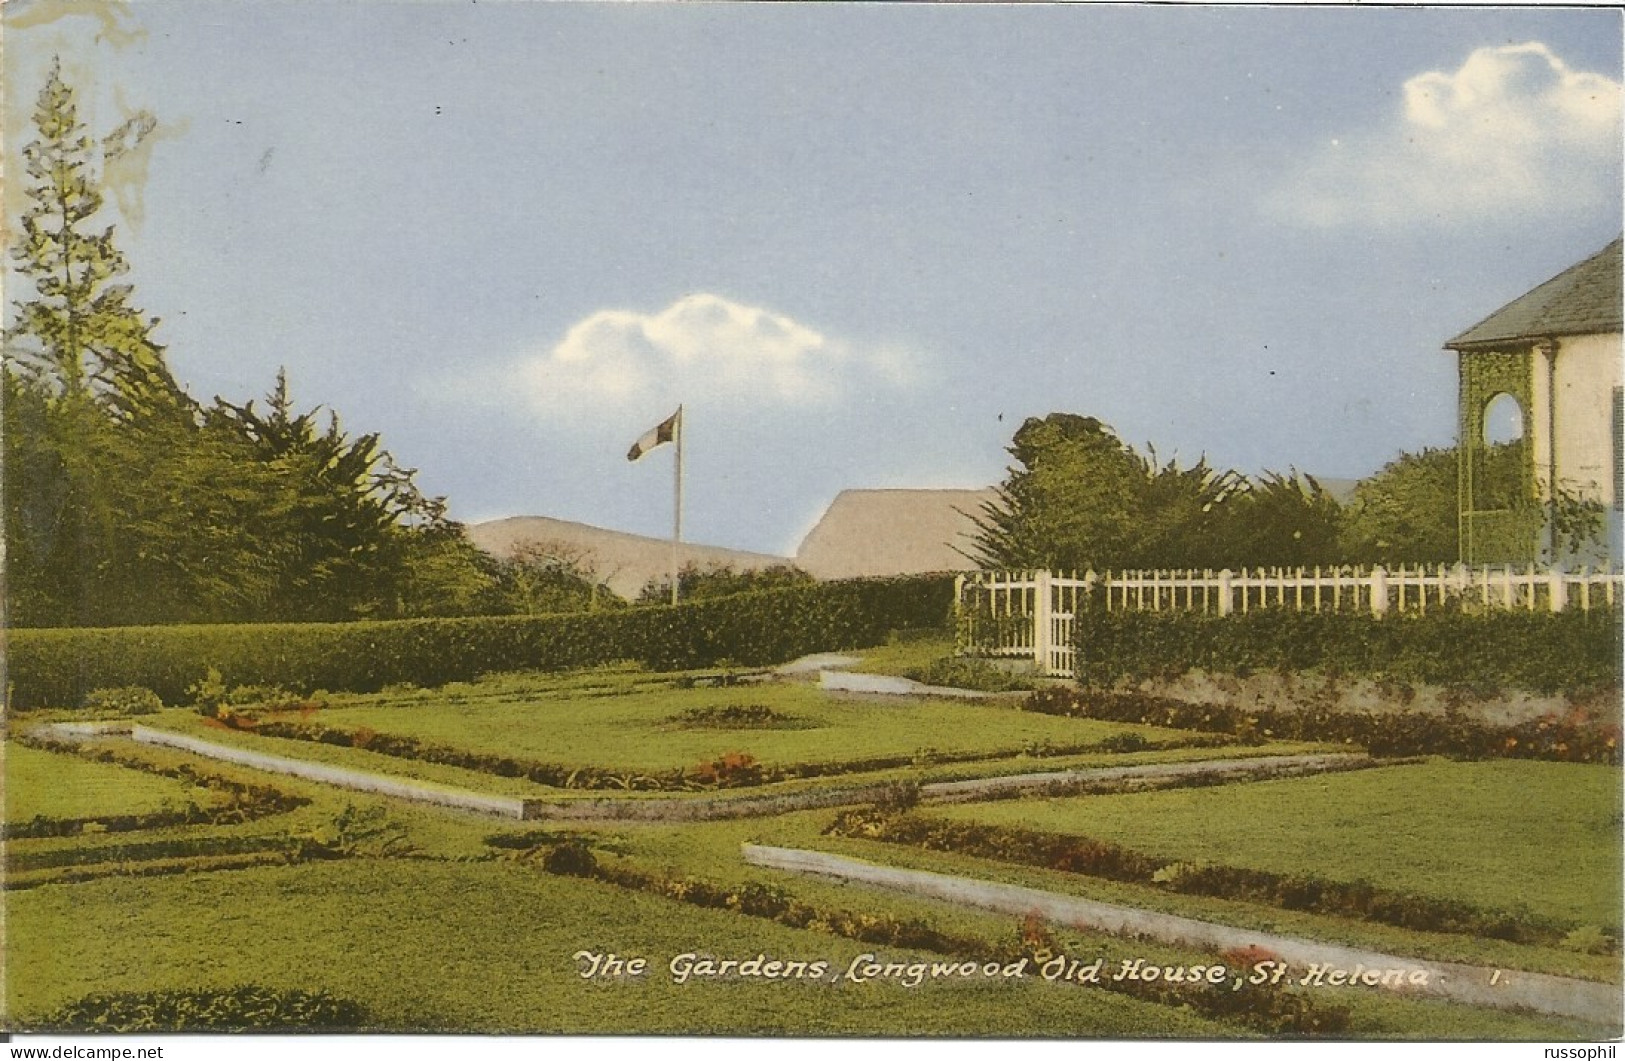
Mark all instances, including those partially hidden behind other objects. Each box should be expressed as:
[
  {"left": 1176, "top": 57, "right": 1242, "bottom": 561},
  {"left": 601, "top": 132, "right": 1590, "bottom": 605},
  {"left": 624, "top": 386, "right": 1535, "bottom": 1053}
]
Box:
[
  {"left": 1216, "top": 569, "right": 1233, "bottom": 616},
  {"left": 1034, "top": 569, "right": 1053, "bottom": 673},
  {"left": 952, "top": 574, "right": 967, "bottom": 655}
]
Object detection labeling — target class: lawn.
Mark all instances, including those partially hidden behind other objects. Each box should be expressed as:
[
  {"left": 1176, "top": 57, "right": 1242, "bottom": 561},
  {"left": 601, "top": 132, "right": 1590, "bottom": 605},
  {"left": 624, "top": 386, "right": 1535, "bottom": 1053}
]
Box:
[
  {"left": 931, "top": 759, "right": 1624, "bottom": 928},
  {"left": 271, "top": 680, "right": 1197, "bottom": 773},
  {"left": 6, "top": 859, "right": 1234, "bottom": 1037},
  {"left": 5, "top": 728, "right": 1613, "bottom": 1038},
  {"left": 4, "top": 742, "right": 213, "bottom": 824},
  {"left": 528, "top": 797, "right": 1623, "bottom": 986}
]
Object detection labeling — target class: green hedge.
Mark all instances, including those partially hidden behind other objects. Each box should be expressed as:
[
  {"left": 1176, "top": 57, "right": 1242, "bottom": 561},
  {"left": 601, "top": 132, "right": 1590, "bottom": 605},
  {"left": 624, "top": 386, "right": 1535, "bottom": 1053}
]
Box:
[
  {"left": 1073, "top": 605, "right": 1622, "bottom": 694},
  {"left": 7, "top": 575, "right": 954, "bottom": 710},
  {"left": 1024, "top": 687, "right": 1621, "bottom": 764}
]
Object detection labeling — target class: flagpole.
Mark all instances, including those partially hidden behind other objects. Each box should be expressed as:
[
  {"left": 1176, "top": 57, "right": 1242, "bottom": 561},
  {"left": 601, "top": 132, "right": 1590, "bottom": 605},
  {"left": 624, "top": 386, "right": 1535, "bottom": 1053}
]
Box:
[{"left": 672, "top": 404, "right": 684, "bottom": 607}]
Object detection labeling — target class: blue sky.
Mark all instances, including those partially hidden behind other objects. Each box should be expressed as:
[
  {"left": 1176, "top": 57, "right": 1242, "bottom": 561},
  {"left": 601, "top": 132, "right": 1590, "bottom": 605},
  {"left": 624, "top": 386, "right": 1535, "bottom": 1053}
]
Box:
[{"left": 6, "top": 2, "right": 1622, "bottom": 555}]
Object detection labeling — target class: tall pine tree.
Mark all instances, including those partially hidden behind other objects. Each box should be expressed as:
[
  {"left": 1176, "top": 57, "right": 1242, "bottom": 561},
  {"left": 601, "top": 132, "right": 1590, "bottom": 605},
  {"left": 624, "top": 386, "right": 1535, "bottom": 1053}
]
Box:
[
  {"left": 6, "top": 62, "right": 503, "bottom": 626},
  {"left": 9, "top": 58, "right": 183, "bottom": 411}
]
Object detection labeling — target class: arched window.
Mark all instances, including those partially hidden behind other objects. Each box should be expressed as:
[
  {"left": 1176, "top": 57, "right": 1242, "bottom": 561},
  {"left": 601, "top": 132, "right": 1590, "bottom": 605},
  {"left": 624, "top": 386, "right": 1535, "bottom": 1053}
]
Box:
[
  {"left": 1476, "top": 392, "right": 1528, "bottom": 510},
  {"left": 1483, "top": 392, "right": 1524, "bottom": 445}
]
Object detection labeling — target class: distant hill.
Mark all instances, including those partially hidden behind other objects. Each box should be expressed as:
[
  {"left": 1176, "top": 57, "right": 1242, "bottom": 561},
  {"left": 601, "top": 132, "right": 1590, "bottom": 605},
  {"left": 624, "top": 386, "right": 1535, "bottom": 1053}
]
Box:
[
  {"left": 466, "top": 516, "right": 792, "bottom": 600},
  {"left": 794, "top": 488, "right": 999, "bottom": 580}
]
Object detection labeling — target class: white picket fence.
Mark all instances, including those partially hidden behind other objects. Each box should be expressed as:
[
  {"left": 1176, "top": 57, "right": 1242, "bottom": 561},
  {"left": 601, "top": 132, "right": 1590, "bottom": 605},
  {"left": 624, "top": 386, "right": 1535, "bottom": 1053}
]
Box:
[{"left": 955, "top": 564, "right": 1623, "bottom": 678}]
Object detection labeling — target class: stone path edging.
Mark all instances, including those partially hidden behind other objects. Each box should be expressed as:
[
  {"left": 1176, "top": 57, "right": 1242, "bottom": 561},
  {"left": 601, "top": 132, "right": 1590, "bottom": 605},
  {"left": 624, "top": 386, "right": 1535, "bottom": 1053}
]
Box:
[
  {"left": 34, "top": 721, "right": 530, "bottom": 819},
  {"left": 919, "top": 752, "right": 1378, "bottom": 803},
  {"left": 29, "top": 721, "right": 1390, "bottom": 824},
  {"left": 741, "top": 844, "right": 1621, "bottom": 1027},
  {"left": 818, "top": 670, "right": 997, "bottom": 699}
]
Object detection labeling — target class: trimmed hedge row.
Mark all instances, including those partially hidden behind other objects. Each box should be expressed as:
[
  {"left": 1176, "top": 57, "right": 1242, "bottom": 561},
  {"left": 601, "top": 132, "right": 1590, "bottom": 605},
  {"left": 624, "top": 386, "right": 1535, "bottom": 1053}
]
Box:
[
  {"left": 1073, "top": 605, "right": 1622, "bottom": 695},
  {"left": 1023, "top": 687, "right": 1621, "bottom": 764},
  {"left": 8, "top": 575, "right": 954, "bottom": 710},
  {"left": 824, "top": 808, "right": 1605, "bottom": 947}
]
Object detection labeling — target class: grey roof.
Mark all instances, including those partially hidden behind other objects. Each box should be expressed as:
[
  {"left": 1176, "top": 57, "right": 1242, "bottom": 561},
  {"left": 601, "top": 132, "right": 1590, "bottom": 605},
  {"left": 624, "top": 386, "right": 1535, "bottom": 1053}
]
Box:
[{"left": 1447, "top": 239, "right": 1622, "bottom": 350}]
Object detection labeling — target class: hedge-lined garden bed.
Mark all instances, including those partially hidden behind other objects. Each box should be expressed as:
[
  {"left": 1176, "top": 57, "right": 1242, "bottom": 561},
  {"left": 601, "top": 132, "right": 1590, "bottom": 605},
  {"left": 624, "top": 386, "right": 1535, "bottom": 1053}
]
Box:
[
  {"left": 5, "top": 738, "right": 308, "bottom": 839},
  {"left": 822, "top": 808, "right": 1613, "bottom": 951},
  {"left": 203, "top": 712, "right": 1226, "bottom": 792},
  {"left": 9, "top": 576, "right": 954, "bottom": 710},
  {"left": 1072, "top": 606, "right": 1622, "bottom": 694},
  {"left": 509, "top": 834, "right": 1351, "bottom": 1036},
  {"left": 1020, "top": 687, "right": 1620, "bottom": 764}
]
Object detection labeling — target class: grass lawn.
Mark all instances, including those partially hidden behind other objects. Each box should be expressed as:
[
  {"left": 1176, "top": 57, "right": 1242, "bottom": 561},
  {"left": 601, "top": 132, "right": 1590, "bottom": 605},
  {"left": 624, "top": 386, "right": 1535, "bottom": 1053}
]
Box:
[
  {"left": 6, "top": 732, "right": 1613, "bottom": 1038},
  {"left": 278, "top": 680, "right": 1199, "bottom": 773},
  {"left": 931, "top": 759, "right": 1624, "bottom": 928},
  {"left": 124, "top": 709, "right": 1334, "bottom": 807},
  {"left": 4, "top": 742, "right": 214, "bottom": 823},
  {"left": 846, "top": 635, "right": 959, "bottom": 676},
  {"left": 540, "top": 803, "right": 1623, "bottom": 985},
  {"left": 478, "top": 811, "right": 1611, "bottom": 1038},
  {"left": 6, "top": 859, "right": 1234, "bottom": 1037}
]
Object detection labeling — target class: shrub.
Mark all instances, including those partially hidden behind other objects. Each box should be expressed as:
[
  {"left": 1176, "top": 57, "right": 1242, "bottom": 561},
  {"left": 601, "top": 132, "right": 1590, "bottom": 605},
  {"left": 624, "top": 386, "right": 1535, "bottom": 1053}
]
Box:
[
  {"left": 81, "top": 686, "right": 162, "bottom": 716},
  {"left": 690, "top": 751, "right": 762, "bottom": 788},
  {"left": 188, "top": 666, "right": 229, "bottom": 718},
  {"left": 1098, "top": 731, "right": 1150, "bottom": 753},
  {"left": 10, "top": 575, "right": 954, "bottom": 709},
  {"left": 1561, "top": 925, "right": 1619, "bottom": 955},
  {"left": 292, "top": 804, "right": 414, "bottom": 860},
  {"left": 542, "top": 838, "right": 599, "bottom": 877},
  {"left": 669, "top": 704, "right": 801, "bottom": 728},
  {"left": 904, "top": 656, "right": 1036, "bottom": 693},
  {"left": 26, "top": 986, "right": 368, "bottom": 1032}
]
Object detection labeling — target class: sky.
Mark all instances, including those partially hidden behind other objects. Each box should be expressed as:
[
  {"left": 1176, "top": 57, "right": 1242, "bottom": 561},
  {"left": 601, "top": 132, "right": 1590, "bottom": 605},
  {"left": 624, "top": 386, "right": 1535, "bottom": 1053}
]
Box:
[{"left": 5, "top": 1, "right": 1622, "bottom": 557}]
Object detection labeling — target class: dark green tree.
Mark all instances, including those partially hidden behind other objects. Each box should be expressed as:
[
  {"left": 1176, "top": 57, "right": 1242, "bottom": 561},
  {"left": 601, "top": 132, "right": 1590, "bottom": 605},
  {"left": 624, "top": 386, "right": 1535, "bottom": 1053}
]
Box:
[
  {"left": 968, "top": 414, "right": 1148, "bottom": 571},
  {"left": 4, "top": 59, "right": 196, "bottom": 625},
  {"left": 970, "top": 413, "right": 1349, "bottom": 573},
  {"left": 206, "top": 370, "right": 470, "bottom": 621},
  {"left": 1216, "top": 471, "right": 1346, "bottom": 569},
  {"left": 5, "top": 63, "right": 497, "bottom": 626},
  {"left": 1338, "top": 447, "right": 1460, "bottom": 564}
]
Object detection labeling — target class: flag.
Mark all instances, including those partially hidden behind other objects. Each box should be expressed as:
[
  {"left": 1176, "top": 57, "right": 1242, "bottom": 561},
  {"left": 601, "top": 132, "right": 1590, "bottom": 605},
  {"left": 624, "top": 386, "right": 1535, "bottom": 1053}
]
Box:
[{"left": 627, "top": 407, "right": 681, "bottom": 461}]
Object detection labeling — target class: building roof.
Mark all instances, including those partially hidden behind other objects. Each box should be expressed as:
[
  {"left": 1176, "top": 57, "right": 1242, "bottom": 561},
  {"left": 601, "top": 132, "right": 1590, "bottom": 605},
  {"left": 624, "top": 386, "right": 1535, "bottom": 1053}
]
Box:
[
  {"left": 1447, "top": 239, "right": 1623, "bottom": 351},
  {"left": 467, "top": 515, "right": 790, "bottom": 599},
  {"left": 794, "top": 488, "right": 998, "bottom": 580}
]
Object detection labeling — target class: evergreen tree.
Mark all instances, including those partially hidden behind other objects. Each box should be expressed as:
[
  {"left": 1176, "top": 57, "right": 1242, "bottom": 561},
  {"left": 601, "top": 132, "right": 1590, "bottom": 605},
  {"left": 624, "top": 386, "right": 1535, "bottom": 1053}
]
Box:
[
  {"left": 8, "top": 57, "right": 182, "bottom": 411},
  {"left": 5, "top": 63, "right": 508, "bottom": 625},
  {"left": 4, "top": 59, "right": 188, "bottom": 624}
]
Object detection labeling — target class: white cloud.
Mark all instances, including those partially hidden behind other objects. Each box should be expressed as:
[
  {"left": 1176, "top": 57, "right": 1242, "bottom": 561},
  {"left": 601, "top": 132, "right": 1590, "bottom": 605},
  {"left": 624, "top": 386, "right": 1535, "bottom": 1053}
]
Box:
[
  {"left": 516, "top": 293, "right": 919, "bottom": 418},
  {"left": 1273, "top": 43, "right": 1621, "bottom": 227}
]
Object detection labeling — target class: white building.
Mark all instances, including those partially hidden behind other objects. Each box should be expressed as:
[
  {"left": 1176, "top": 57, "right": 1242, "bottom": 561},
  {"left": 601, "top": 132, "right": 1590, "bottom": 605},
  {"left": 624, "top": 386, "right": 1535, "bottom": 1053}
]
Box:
[{"left": 1446, "top": 239, "right": 1622, "bottom": 565}]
